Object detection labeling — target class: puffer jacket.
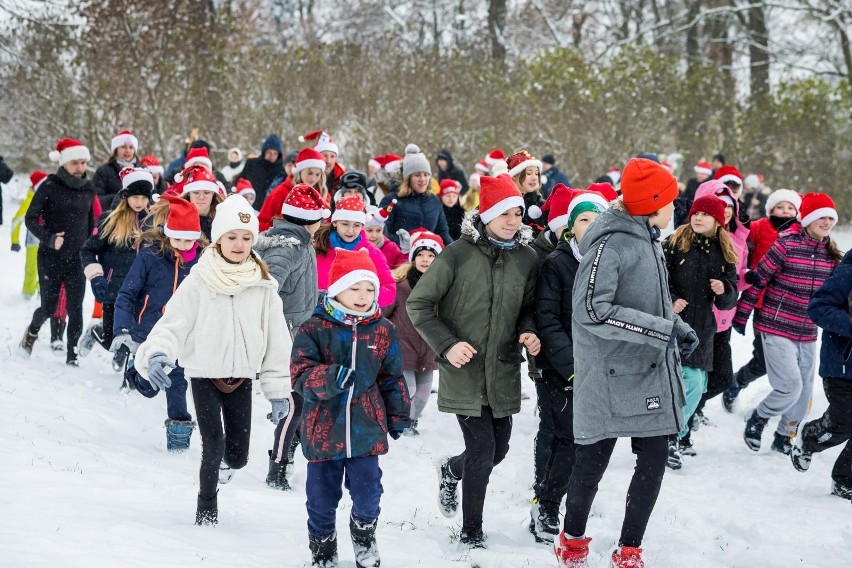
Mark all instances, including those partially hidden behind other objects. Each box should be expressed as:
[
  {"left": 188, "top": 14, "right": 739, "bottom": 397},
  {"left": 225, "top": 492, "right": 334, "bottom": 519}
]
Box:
[
  {"left": 808, "top": 249, "right": 852, "bottom": 381},
  {"left": 376, "top": 235, "right": 408, "bottom": 269},
  {"left": 291, "top": 302, "right": 411, "bottom": 461},
  {"left": 384, "top": 273, "right": 437, "bottom": 372},
  {"left": 535, "top": 235, "right": 580, "bottom": 382},
  {"left": 407, "top": 211, "right": 538, "bottom": 418},
  {"left": 316, "top": 231, "right": 396, "bottom": 308},
  {"left": 79, "top": 210, "right": 144, "bottom": 303},
  {"left": 255, "top": 219, "right": 318, "bottom": 330},
  {"left": 380, "top": 191, "right": 453, "bottom": 246},
  {"left": 25, "top": 170, "right": 97, "bottom": 260},
  {"left": 92, "top": 161, "right": 134, "bottom": 212},
  {"left": 571, "top": 201, "right": 687, "bottom": 444}
]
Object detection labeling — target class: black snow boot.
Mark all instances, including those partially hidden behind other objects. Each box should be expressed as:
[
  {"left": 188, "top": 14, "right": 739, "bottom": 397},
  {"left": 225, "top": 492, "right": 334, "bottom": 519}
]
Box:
[
  {"left": 744, "top": 410, "right": 769, "bottom": 451},
  {"left": 791, "top": 420, "right": 817, "bottom": 472},
  {"left": 459, "top": 526, "right": 486, "bottom": 549},
  {"left": 309, "top": 532, "right": 338, "bottom": 567},
  {"left": 666, "top": 436, "right": 683, "bottom": 470},
  {"left": 266, "top": 450, "right": 291, "bottom": 491},
  {"left": 529, "top": 499, "right": 560, "bottom": 544},
  {"left": 19, "top": 328, "right": 37, "bottom": 356},
  {"left": 437, "top": 457, "right": 460, "bottom": 518},
  {"left": 195, "top": 494, "right": 218, "bottom": 526},
  {"left": 350, "top": 514, "right": 380, "bottom": 567},
  {"left": 831, "top": 480, "right": 852, "bottom": 500},
  {"left": 771, "top": 432, "right": 793, "bottom": 455},
  {"left": 50, "top": 318, "right": 66, "bottom": 353}
]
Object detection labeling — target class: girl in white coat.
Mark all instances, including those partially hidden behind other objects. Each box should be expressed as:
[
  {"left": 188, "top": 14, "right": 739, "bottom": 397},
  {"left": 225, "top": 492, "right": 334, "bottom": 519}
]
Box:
[{"left": 135, "top": 195, "right": 292, "bottom": 526}]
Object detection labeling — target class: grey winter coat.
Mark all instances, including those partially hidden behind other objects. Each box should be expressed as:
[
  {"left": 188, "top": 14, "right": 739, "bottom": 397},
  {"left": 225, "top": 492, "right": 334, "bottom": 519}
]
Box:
[
  {"left": 255, "top": 219, "right": 318, "bottom": 331},
  {"left": 571, "top": 201, "right": 687, "bottom": 444}
]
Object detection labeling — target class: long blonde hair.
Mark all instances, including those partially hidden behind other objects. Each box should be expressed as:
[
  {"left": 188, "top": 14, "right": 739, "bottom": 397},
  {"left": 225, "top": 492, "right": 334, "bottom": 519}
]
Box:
[
  {"left": 102, "top": 200, "right": 145, "bottom": 248},
  {"left": 668, "top": 223, "right": 739, "bottom": 264},
  {"left": 396, "top": 175, "right": 432, "bottom": 198},
  {"left": 392, "top": 262, "right": 413, "bottom": 283}
]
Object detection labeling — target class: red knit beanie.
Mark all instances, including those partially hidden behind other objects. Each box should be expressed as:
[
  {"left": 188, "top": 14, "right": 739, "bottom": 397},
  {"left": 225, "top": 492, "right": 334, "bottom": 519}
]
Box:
[
  {"left": 620, "top": 158, "right": 678, "bottom": 216},
  {"left": 689, "top": 195, "right": 727, "bottom": 228}
]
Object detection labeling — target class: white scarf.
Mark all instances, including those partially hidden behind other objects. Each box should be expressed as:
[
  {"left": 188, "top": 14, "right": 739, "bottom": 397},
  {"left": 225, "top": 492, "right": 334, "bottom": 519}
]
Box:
[
  {"left": 570, "top": 237, "right": 583, "bottom": 262},
  {"left": 196, "top": 246, "right": 263, "bottom": 295}
]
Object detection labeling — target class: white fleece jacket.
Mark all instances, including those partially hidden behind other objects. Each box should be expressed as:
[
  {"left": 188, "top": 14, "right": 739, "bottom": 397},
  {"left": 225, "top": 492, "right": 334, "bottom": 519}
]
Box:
[{"left": 135, "top": 270, "right": 292, "bottom": 400}]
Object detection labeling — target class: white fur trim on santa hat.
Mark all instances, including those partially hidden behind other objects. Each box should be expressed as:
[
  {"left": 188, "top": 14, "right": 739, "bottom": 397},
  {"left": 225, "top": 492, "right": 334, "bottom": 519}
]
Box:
[
  {"left": 146, "top": 164, "right": 164, "bottom": 175},
  {"left": 163, "top": 223, "right": 201, "bottom": 240},
  {"left": 282, "top": 202, "right": 330, "bottom": 221},
  {"left": 327, "top": 269, "right": 380, "bottom": 299},
  {"left": 800, "top": 207, "right": 837, "bottom": 228},
  {"left": 331, "top": 209, "right": 367, "bottom": 224},
  {"left": 184, "top": 156, "right": 213, "bottom": 171},
  {"left": 480, "top": 195, "right": 525, "bottom": 224},
  {"left": 111, "top": 131, "right": 139, "bottom": 152},
  {"left": 121, "top": 169, "right": 154, "bottom": 190},
  {"left": 409, "top": 238, "right": 443, "bottom": 262},
  {"left": 508, "top": 158, "right": 543, "bottom": 178},
  {"left": 694, "top": 164, "right": 712, "bottom": 176},
  {"left": 548, "top": 214, "right": 569, "bottom": 231},
  {"left": 236, "top": 186, "right": 256, "bottom": 196},
  {"left": 765, "top": 189, "right": 801, "bottom": 216},
  {"left": 294, "top": 158, "right": 326, "bottom": 175},
  {"left": 49, "top": 145, "right": 91, "bottom": 165},
  {"left": 717, "top": 173, "right": 742, "bottom": 185},
  {"left": 181, "top": 179, "right": 219, "bottom": 195},
  {"left": 385, "top": 159, "right": 401, "bottom": 174},
  {"left": 314, "top": 134, "right": 339, "bottom": 156}
]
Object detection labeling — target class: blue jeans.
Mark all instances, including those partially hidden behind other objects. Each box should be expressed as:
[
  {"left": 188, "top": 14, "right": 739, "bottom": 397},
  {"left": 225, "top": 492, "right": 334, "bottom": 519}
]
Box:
[
  {"left": 125, "top": 364, "right": 191, "bottom": 422},
  {"left": 306, "top": 456, "right": 383, "bottom": 538}
]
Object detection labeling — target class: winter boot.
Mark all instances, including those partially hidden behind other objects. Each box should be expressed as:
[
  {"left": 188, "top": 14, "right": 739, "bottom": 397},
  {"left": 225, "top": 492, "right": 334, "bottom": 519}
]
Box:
[
  {"left": 771, "top": 432, "right": 793, "bottom": 456},
  {"left": 610, "top": 545, "right": 645, "bottom": 568},
  {"left": 402, "top": 419, "right": 419, "bottom": 436},
  {"left": 120, "top": 354, "right": 137, "bottom": 391},
  {"left": 77, "top": 319, "right": 102, "bottom": 358},
  {"left": 437, "top": 457, "right": 460, "bottom": 518},
  {"left": 112, "top": 344, "right": 130, "bottom": 372},
  {"left": 744, "top": 410, "right": 769, "bottom": 451},
  {"left": 831, "top": 480, "right": 852, "bottom": 500},
  {"left": 195, "top": 494, "right": 218, "bottom": 526},
  {"left": 285, "top": 434, "right": 300, "bottom": 478},
  {"left": 790, "top": 422, "right": 815, "bottom": 472},
  {"left": 554, "top": 532, "right": 592, "bottom": 568},
  {"left": 529, "top": 499, "right": 560, "bottom": 544},
  {"left": 218, "top": 459, "right": 234, "bottom": 484},
  {"left": 308, "top": 532, "right": 338, "bottom": 568},
  {"left": 679, "top": 435, "right": 696, "bottom": 457},
  {"left": 19, "top": 328, "right": 37, "bottom": 357},
  {"left": 50, "top": 318, "right": 66, "bottom": 353},
  {"left": 66, "top": 347, "right": 79, "bottom": 367},
  {"left": 350, "top": 514, "right": 380, "bottom": 567},
  {"left": 165, "top": 419, "right": 195, "bottom": 452},
  {"left": 722, "top": 386, "right": 739, "bottom": 413},
  {"left": 459, "top": 526, "right": 485, "bottom": 549},
  {"left": 265, "top": 450, "right": 291, "bottom": 491},
  {"left": 666, "top": 437, "right": 683, "bottom": 470}
]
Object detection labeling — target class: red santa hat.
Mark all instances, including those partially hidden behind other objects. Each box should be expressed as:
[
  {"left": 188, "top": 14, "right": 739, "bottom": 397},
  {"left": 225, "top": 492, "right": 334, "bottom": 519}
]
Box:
[
  {"left": 282, "top": 183, "right": 331, "bottom": 222},
  {"left": 540, "top": 183, "right": 574, "bottom": 231},
  {"left": 301, "top": 130, "right": 339, "bottom": 156},
  {"left": 484, "top": 148, "right": 506, "bottom": 166},
  {"left": 409, "top": 229, "right": 444, "bottom": 262},
  {"left": 714, "top": 165, "right": 743, "bottom": 187},
  {"left": 174, "top": 147, "right": 213, "bottom": 182},
  {"left": 161, "top": 195, "right": 202, "bottom": 240},
  {"left": 439, "top": 179, "right": 461, "bottom": 197},
  {"left": 478, "top": 174, "right": 525, "bottom": 224},
  {"left": 140, "top": 154, "right": 164, "bottom": 175},
  {"left": 475, "top": 160, "right": 490, "bottom": 174},
  {"left": 110, "top": 129, "right": 139, "bottom": 153},
  {"left": 507, "top": 150, "right": 543, "bottom": 178},
  {"left": 765, "top": 189, "right": 802, "bottom": 217},
  {"left": 327, "top": 248, "right": 380, "bottom": 300},
  {"left": 234, "top": 178, "right": 255, "bottom": 198},
  {"left": 607, "top": 167, "right": 622, "bottom": 185},
  {"left": 694, "top": 160, "right": 712, "bottom": 176},
  {"left": 49, "top": 138, "right": 91, "bottom": 165},
  {"left": 798, "top": 192, "right": 837, "bottom": 228},
  {"left": 365, "top": 200, "right": 396, "bottom": 228},
  {"left": 381, "top": 154, "right": 403, "bottom": 175},
  {"left": 30, "top": 171, "right": 48, "bottom": 191},
  {"left": 368, "top": 157, "right": 381, "bottom": 171},
  {"left": 179, "top": 165, "right": 219, "bottom": 196},
  {"left": 293, "top": 147, "right": 326, "bottom": 175},
  {"left": 586, "top": 181, "right": 618, "bottom": 202},
  {"left": 331, "top": 195, "right": 367, "bottom": 224}
]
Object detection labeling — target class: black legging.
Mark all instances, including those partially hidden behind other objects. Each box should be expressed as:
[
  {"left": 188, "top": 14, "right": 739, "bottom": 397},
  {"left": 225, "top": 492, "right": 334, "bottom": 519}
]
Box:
[
  {"left": 271, "top": 391, "right": 303, "bottom": 463},
  {"left": 191, "top": 378, "right": 253, "bottom": 501},
  {"left": 537, "top": 372, "right": 577, "bottom": 504},
  {"left": 563, "top": 435, "right": 668, "bottom": 548},
  {"left": 448, "top": 406, "right": 512, "bottom": 531},
  {"left": 94, "top": 302, "right": 116, "bottom": 351},
  {"left": 29, "top": 252, "right": 85, "bottom": 354}
]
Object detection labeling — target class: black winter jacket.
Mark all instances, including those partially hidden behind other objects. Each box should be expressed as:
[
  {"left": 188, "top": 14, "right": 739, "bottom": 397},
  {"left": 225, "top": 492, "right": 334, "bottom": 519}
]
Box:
[
  {"left": 535, "top": 237, "right": 580, "bottom": 381},
  {"left": 239, "top": 157, "right": 283, "bottom": 210},
  {"left": 523, "top": 191, "right": 546, "bottom": 236},
  {"left": 93, "top": 161, "right": 140, "bottom": 212},
  {"left": 79, "top": 211, "right": 143, "bottom": 302},
  {"left": 436, "top": 150, "right": 469, "bottom": 195},
  {"left": 25, "top": 170, "right": 96, "bottom": 261},
  {"left": 442, "top": 203, "right": 465, "bottom": 242},
  {"left": 808, "top": 249, "right": 852, "bottom": 382}
]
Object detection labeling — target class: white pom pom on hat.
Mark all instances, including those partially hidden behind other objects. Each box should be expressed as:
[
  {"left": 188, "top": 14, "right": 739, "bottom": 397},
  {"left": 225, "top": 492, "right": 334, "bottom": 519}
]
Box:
[{"left": 405, "top": 143, "right": 421, "bottom": 154}]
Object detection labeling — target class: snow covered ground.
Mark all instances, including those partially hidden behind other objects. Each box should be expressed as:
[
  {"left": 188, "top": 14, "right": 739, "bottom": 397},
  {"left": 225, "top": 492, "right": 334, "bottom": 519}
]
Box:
[{"left": 0, "top": 183, "right": 849, "bottom": 568}]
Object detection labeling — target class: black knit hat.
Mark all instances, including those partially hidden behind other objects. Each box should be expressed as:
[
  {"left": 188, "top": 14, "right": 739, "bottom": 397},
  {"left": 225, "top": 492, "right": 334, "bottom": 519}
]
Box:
[
  {"left": 541, "top": 154, "right": 556, "bottom": 165},
  {"left": 118, "top": 167, "right": 154, "bottom": 200}
]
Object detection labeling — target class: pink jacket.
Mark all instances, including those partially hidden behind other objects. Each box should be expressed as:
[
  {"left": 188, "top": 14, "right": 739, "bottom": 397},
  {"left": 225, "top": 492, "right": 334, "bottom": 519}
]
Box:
[
  {"left": 379, "top": 236, "right": 408, "bottom": 269},
  {"left": 316, "top": 231, "right": 397, "bottom": 307},
  {"left": 695, "top": 180, "right": 750, "bottom": 332}
]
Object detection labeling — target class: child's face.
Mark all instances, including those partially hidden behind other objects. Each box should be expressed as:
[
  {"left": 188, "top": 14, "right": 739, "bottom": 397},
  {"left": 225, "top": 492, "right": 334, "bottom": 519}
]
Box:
[
  {"left": 771, "top": 201, "right": 797, "bottom": 218},
  {"left": 170, "top": 237, "right": 196, "bottom": 251},
  {"left": 335, "top": 220, "right": 363, "bottom": 243},
  {"left": 724, "top": 204, "right": 733, "bottom": 225},
  {"left": 690, "top": 211, "right": 718, "bottom": 236},
  {"left": 414, "top": 250, "right": 436, "bottom": 272},
  {"left": 241, "top": 192, "right": 256, "bottom": 206},
  {"left": 441, "top": 192, "right": 459, "bottom": 207},
  {"left": 486, "top": 207, "right": 523, "bottom": 240},
  {"left": 188, "top": 191, "right": 213, "bottom": 215},
  {"left": 127, "top": 195, "right": 149, "bottom": 212},
  {"left": 806, "top": 217, "right": 836, "bottom": 241},
  {"left": 335, "top": 280, "right": 376, "bottom": 312},
  {"left": 365, "top": 225, "right": 383, "bottom": 246},
  {"left": 218, "top": 229, "right": 254, "bottom": 262},
  {"left": 572, "top": 211, "right": 601, "bottom": 244},
  {"left": 519, "top": 167, "right": 540, "bottom": 193},
  {"left": 300, "top": 168, "right": 323, "bottom": 187}
]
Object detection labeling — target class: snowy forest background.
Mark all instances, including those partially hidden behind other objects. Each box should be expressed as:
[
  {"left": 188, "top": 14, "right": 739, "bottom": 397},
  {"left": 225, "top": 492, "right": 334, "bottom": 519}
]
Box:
[{"left": 0, "top": 0, "right": 850, "bottom": 213}]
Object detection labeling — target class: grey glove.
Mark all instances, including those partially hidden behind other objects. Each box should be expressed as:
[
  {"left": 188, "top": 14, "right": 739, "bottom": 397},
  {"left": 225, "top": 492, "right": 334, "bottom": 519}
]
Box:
[
  {"left": 396, "top": 228, "right": 411, "bottom": 254},
  {"left": 147, "top": 353, "right": 174, "bottom": 390},
  {"left": 110, "top": 333, "right": 138, "bottom": 354},
  {"left": 669, "top": 321, "right": 699, "bottom": 359},
  {"left": 269, "top": 399, "right": 290, "bottom": 423},
  {"left": 680, "top": 330, "right": 700, "bottom": 358}
]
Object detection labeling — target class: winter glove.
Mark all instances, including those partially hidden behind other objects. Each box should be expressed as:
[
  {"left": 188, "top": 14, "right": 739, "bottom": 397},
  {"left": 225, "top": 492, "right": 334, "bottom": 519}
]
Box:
[
  {"left": 269, "top": 399, "right": 290, "bottom": 424},
  {"left": 336, "top": 366, "right": 355, "bottom": 390},
  {"left": 732, "top": 322, "right": 747, "bottom": 336},
  {"left": 147, "top": 353, "right": 174, "bottom": 390},
  {"left": 396, "top": 228, "right": 412, "bottom": 254},
  {"left": 110, "top": 332, "right": 138, "bottom": 354},
  {"left": 90, "top": 275, "right": 109, "bottom": 303},
  {"left": 744, "top": 271, "right": 761, "bottom": 286},
  {"left": 11, "top": 243, "right": 20, "bottom": 252},
  {"left": 680, "top": 330, "right": 700, "bottom": 359}
]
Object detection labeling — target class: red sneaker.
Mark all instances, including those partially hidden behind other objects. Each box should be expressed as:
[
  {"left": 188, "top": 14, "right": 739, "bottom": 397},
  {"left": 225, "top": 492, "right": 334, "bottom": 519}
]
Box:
[
  {"left": 610, "top": 546, "right": 644, "bottom": 568},
  {"left": 554, "top": 531, "right": 592, "bottom": 567}
]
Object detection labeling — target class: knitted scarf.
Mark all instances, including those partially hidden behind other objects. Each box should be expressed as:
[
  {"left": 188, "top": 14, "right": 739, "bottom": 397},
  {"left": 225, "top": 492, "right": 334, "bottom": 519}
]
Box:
[{"left": 196, "top": 245, "right": 263, "bottom": 295}]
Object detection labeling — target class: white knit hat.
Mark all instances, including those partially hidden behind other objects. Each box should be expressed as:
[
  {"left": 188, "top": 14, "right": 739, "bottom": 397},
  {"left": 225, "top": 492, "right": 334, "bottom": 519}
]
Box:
[
  {"left": 211, "top": 194, "right": 259, "bottom": 244},
  {"left": 765, "top": 189, "right": 802, "bottom": 217}
]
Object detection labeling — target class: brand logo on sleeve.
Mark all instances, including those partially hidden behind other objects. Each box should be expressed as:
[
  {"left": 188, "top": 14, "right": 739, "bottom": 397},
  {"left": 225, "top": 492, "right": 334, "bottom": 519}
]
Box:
[{"left": 646, "top": 396, "right": 661, "bottom": 411}]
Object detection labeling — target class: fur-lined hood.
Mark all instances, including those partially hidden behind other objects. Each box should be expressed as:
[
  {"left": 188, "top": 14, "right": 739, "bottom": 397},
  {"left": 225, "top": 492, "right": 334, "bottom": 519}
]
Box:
[
  {"left": 254, "top": 218, "right": 311, "bottom": 252},
  {"left": 461, "top": 209, "right": 534, "bottom": 247}
]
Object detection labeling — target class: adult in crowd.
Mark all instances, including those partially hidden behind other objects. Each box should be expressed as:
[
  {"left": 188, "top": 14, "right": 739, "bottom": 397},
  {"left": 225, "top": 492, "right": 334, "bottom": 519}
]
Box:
[
  {"left": 165, "top": 140, "right": 229, "bottom": 188},
  {"left": 540, "top": 154, "right": 570, "bottom": 198},
  {"left": 92, "top": 129, "right": 139, "bottom": 211},
  {"left": 239, "top": 135, "right": 284, "bottom": 210},
  {"left": 221, "top": 147, "right": 245, "bottom": 183},
  {"left": 436, "top": 149, "right": 469, "bottom": 195}
]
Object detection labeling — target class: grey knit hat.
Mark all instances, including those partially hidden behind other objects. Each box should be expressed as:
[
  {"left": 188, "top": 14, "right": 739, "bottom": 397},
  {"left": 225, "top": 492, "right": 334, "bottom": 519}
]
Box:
[{"left": 402, "top": 143, "right": 431, "bottom": 179}]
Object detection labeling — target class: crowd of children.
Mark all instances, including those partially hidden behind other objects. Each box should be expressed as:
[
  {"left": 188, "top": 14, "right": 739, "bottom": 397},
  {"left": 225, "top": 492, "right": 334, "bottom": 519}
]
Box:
[{"left": 5, "top": 129, "right": 851, "bottom": 568}]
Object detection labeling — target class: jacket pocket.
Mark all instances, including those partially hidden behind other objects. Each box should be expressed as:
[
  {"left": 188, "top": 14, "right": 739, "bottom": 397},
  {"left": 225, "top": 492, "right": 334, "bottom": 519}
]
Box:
[
  {"left": 449, "top": 279, "right": 471, "bottom": 317},
  {"left": 605, "top": 354, "right": 666, "bottom": 417},
  {"left": 365, "top": 388, "right": 388, "bottom": 433}
]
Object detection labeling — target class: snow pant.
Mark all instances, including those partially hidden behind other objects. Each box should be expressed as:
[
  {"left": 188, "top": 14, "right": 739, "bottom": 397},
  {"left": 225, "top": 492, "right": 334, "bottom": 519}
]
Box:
[
  {"left": 757, "top": 334, "right": 817, "bottom": 436},
  {"left": 403, "top": 369, "right": 434, "bottom": 420},
  {"left": 192, "top": 378, "right": 253, "bottom": 501},
  {"left": 800, "top": 378, "right": 852, "bottom": 490},
  {"left": 448, "top": 406, "right": 512, "bottom": 531},
  {"left": 28, "top": 252, "right": 85, "bottom": 354},
  {"left": 125, "top": 364, "right": 191, "bottom": 422},
  {"left": 22, "top": 244, "right": 39, "bottom": 297},
  {"left": 537, "top": 371, "right": 577, "bottom": 505},
  {"left": 271, "top": 391, "right": 302, "bottom": 464},
  {"left": 533, "top": 379, "right": 556, "bottom": 500},
  {"left": 92, "top": 302, "right": 116, "bottom": 351},
  {"left": 306, "top": 456, "right": 383, "bottom": 538},
  {"left": 736, "top": 320, "right": 767, "bottom": 387},
  {"left": 696, "top": 329, "right": 733, "bottom": 413},
  {"left": 679, "top": 367, "right": 709, "bottom": 439},
  {"left": 563, "top": 435, "right": 668, "bottom": 548}
]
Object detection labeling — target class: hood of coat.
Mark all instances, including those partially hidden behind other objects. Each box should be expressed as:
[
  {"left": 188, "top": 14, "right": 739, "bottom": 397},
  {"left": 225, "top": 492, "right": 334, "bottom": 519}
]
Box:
[
  {"left": 578, "top": 198, "right": 656, "bottom": 255},
  {"left": 461, "top": 209, "right": 534, "bottom": 248},
  {"left": 255, "top": 218, "right": 311, "bottom": 251},
  {"left": 436, "top": 149, "right": 455, "bottom": 168},
  {"left": 695, "top": 180, "right": 741, "bottom": 230}
]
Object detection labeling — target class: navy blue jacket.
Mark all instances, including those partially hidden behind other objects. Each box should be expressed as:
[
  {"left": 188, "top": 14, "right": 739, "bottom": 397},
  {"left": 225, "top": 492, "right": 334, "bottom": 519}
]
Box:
[
  {"left": 79, "top": 211, "right": 143, "bottom": 302},
  {"left": 541, "top": 165, "right": 570, "bottom": 198},
  {"left": 379, "top": 191, "right": 453, "bottom": 246},
  {"left": 113, "top": 244, "right": 199, "bottom": 343},
  {"left": 808, "top": 249, "right": 852, "bottom": 381}
]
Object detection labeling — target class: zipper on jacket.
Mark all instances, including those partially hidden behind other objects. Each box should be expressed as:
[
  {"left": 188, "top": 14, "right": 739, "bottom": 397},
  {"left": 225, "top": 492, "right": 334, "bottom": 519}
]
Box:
[
  {"left": 345, "top": 321, "right": 358, "bottom": 459},
  {"left": 772, "top": 292, "right": 786, "bottom": 321}
]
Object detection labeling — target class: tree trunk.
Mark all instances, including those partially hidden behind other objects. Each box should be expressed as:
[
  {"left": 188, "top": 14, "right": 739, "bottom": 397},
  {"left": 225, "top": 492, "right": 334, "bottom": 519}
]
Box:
[
  {"left": 488, "top": 0, "right": 507, "bottom": 65},
  {"left": 748, "top": 2, "right": 770, "bottom": 102}
]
